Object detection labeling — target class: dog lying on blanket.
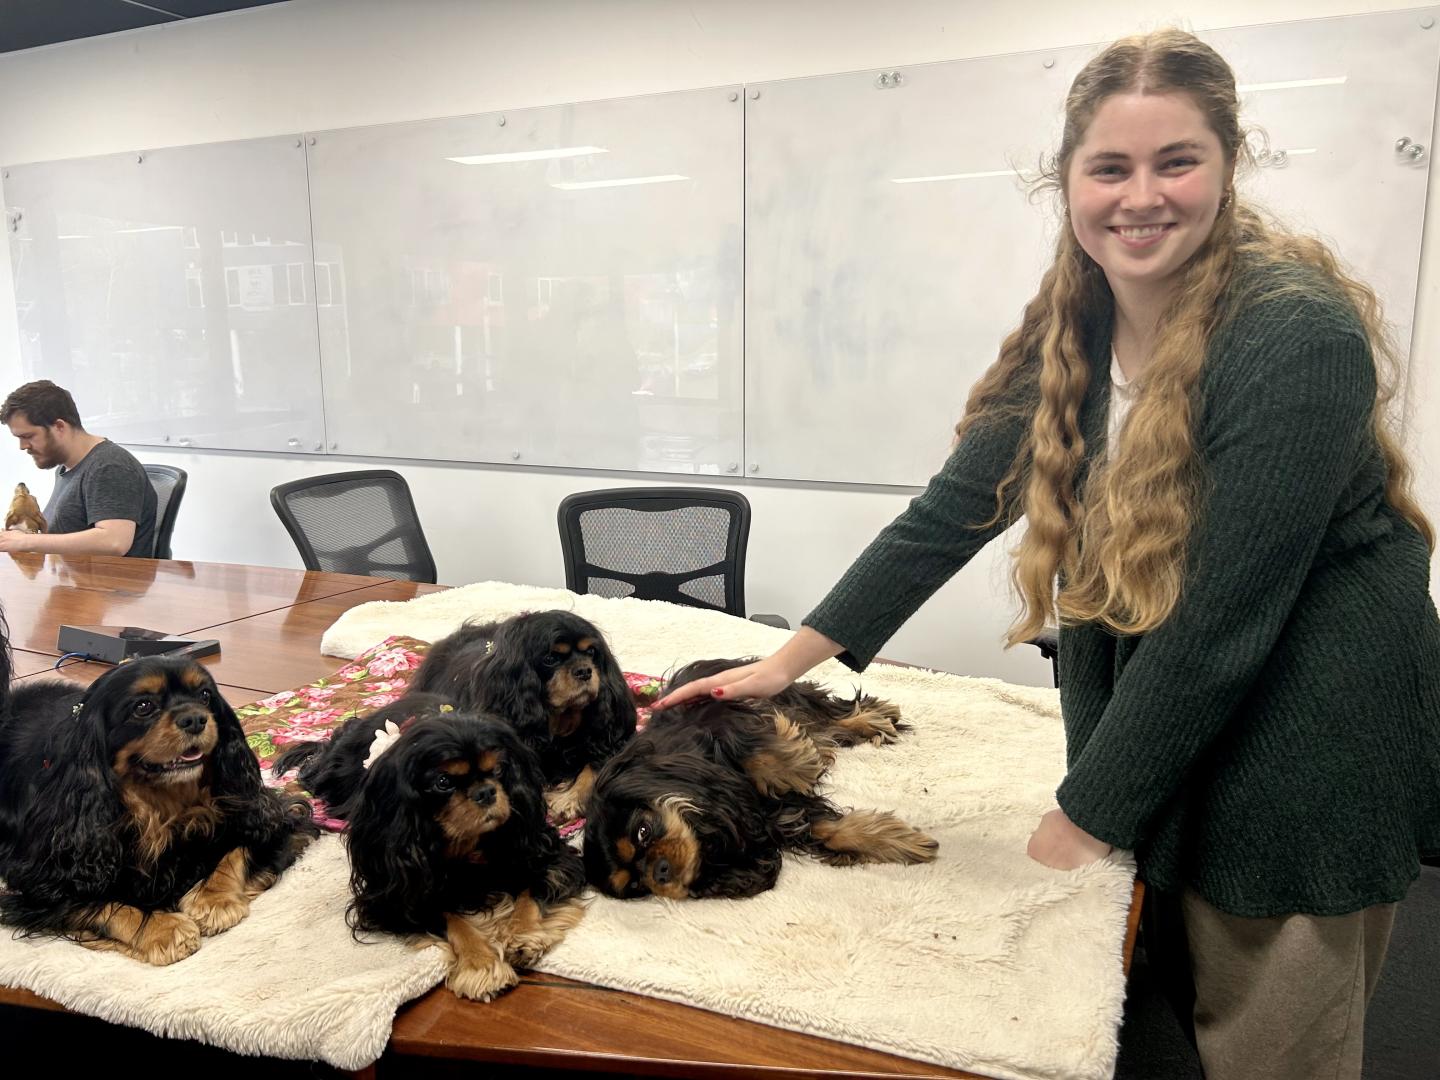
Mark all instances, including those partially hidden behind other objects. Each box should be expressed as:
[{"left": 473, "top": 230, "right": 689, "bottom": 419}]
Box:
[
  {"left": 583, "top": 658, "right": 938, "bottom": 899},
  {"left": 407, "top": 611, "right": 637, "bottom": 825},
  {"left": 274, "top": 694, "right": 586, "bottom": 1001},
  {"left": 0, "top": 658, "right": 317, "bottom": 964}
]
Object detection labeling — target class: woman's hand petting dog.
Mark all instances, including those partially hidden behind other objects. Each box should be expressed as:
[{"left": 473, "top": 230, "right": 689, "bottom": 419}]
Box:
[{"left": 584, "top": 658, "right": 937, "bottom": 900}]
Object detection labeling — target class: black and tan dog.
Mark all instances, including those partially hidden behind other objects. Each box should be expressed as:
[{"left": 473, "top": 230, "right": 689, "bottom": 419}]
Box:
[
  {"left": 0, "top": 657, "right": 317, "bottom": 964},
  {"left": 274, "top": 694, "right": 587, "bottom": 1001},
  {"left": 584, "top": 658, "right": 938, "bottom": 900},
  {"left": 407, "top": 611, "right": 636, "bottom": 823}
]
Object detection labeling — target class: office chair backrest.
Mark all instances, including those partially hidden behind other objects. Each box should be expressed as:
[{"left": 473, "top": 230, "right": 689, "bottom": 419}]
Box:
[
  {"left": 558, "top": 487, "right": 750, "bottom": 616},
  {"left": 142, "top": 463, "right": 187, "bottom": 560},
  {"left": 270, "top": 469, "right": 437, "bottom": 583}
]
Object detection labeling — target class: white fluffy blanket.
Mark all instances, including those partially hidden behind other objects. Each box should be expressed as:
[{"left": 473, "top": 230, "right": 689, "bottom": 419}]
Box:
[
  {"left": 322, "top": 582, "right": 1138, "bottom": 1080},
  {"left": 0, "top": 835, "right": 446, "bottom": 1069}
]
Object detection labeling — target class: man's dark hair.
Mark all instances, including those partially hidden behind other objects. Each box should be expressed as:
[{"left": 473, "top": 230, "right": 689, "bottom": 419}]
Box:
[{"left": 0, "top": 380, "right": 85, "bottom": 430}]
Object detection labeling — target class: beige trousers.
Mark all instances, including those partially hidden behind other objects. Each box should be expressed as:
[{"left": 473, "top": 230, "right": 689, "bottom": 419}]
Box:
[{"left": 1180, "top": 888, "right": 1396, "bottom": 1080}]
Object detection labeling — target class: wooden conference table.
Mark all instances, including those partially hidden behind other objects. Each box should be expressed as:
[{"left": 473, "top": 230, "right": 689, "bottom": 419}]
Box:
[{"left": 0, "top": 553, "right": 1143, "bottom": 1080}]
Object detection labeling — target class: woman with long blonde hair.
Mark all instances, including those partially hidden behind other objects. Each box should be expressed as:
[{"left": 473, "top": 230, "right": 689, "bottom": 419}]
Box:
[{"left": 658, "top": 28, "right": 1440, "bottom": 1080}]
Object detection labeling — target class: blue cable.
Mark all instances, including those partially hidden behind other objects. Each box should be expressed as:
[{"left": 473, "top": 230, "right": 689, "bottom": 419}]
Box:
[{"left": 54, "top": 652, "right": 91, "bottom": 669}]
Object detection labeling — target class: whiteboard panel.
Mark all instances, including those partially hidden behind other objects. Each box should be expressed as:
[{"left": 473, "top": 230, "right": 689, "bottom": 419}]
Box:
[
  {"left": 309, "top": 88, "right": 744, "bottom": 474},
  {"left": 745, "top": 9, "right": 1440, "bottom": 486},
  {"left": 3, "top": 138, "right": 325, "bottom": 453}
]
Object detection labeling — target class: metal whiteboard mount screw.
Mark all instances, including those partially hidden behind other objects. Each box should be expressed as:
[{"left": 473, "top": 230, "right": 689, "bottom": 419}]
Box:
[
  {"left": 1422, "top": 15, "right": 1436, "bottom": 29},
  {"left": 162, "top": 434, "right": 171, "bottom": 443},
  {"left": 1396, "top": 137, "right": 1427, "bottom": 161},
  {"left": 725, "top": 462, "right": 739, "bottom": 473},
  {"left": 876, "top": 71, "right": 903, "bottom": 89},
  {"left": 313, "top": 442, "right": 323, "bottom": 451},
  {"left": 287, "top": 437, "right": 302, "bottom": 448},
  {"left": 498, "top": 116, "right": 507, "bottom": 127},
  {"left": 510, "top": 450, "right": 521, "bottom": 460},
  {"left": 295, "top": 139, "right": 303, "bottom": 148},
  {"left": 329, "top": 442, "right": 338, "bottom": 451},
  {"left": 136, "top": 154, "right": 144, "bottom": 164},
  {"left": 176, "top": 438, "right": 193, "bottom": 447},
  {"left": 1042, "top": 57, "right": 1056, "bottom": 69},
  {"left": 748, "top": 463, "right": 760, "bottom": 473},
  {"left": 307, "top": 136, "right": 317, "bottom": 146},
  {"left": 749, "top": 90, "right": 761, "bottom": 101},
  {"left": 2, "top": 169, "right": 8, "bottom": 179},
  {"left": 728, "top": 91, "right": 739, "bottom": 102}
]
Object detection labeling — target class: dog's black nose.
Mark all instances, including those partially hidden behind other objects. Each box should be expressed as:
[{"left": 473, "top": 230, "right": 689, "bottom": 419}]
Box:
[
  {"left": 572, "top": 664, "right": 592, "bottom": 681},
  {"left": 472, "top": 784, "right": 496, "bottom": 806},
  {"left": 651, "top": 857, "right": 671, "bottom": 884},
  {"left": 174, "top": 711, "right": 208, "bottom": 734}
]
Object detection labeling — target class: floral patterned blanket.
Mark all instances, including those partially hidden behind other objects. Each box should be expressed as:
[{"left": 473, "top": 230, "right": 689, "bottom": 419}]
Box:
[{"left": 240, "top": 635, "right": 663, "bottom": 832}]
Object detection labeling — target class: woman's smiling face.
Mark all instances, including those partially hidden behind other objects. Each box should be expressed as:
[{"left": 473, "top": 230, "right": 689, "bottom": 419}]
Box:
[{"left": 1065, "top": 91, "right": 1230, "bottom": 296}]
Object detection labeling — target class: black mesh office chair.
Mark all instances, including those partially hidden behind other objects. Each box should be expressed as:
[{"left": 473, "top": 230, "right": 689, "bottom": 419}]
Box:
[
  {"left": 142, "top": 463, "right": 187, "bottom": 560},
  {"left": 270, "top": 470, "right": 437, "bottom": 583},
  {"left": 558, "top": 487, "right": 786, "bottom": 626}
]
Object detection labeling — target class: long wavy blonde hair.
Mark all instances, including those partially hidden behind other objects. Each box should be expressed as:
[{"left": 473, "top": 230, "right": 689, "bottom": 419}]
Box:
[{"left": 958, "top": 28, "right": 1434, "bottom": 645}]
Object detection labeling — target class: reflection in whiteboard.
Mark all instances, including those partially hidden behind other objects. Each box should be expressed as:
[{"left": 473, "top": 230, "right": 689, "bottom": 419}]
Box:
[{"left": 308, "top": 87, "right": 744, "bottom": 474}]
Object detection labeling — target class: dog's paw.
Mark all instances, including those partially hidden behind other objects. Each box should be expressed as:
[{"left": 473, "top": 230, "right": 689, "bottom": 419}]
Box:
[
  {"left": 182, "top": 891, "right": 251, "bottom": 936},
  {"left": 505, "top": 896, "right": 587, "bottom": 968},
  {"left": 446, "top": 954, "right": 520, "bottom": 1002},
  {"left": 545, "top": 784, "right": 586, "bottom": 824},
  {"left": 134, "top": 911, "right": 202, "bottom": 965},
  {"left": 840, "top": 701, "right": 903, "bottom": 746}
]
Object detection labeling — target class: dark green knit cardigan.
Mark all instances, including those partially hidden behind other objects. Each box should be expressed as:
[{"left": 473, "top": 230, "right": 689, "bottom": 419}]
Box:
[{"left": 805, "top": 285, "right": 1440, "bottom": 917}]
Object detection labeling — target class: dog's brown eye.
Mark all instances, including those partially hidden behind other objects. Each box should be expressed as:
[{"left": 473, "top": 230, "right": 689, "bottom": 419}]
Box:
[
  {"left": 433, "top": 774, "right": 455, "bottom": 793},
  {"left": 132, "top": 700, "right": 156, "bottom": 718},
  {"left": 542, "top": 653, "right": 561, "bottom": 668},
  {"left": 197, "top": 689, "right": 211, "bottom": 705},
  {"left": 634, "top": 821, "right": 652, "bottom": 847}
]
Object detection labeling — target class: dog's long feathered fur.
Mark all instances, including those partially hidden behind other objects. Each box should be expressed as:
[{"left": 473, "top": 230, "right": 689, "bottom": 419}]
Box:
[
  {"left": 273, "top": 695, "right": 587, "bottom": 1000},
  {"left": 407, "top": 611, "right": 636, "bottom": 820},
  {"left": 583, "top": 658, "right": 939, "bottom": 900},
  {"left": 0, "top": 657, "right": 317, "bottom": 963}
]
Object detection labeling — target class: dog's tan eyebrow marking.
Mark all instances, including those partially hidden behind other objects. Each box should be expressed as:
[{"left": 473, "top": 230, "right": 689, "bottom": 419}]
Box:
[
  {"left": 615, "top": 837, "right": 636, "bottom": 862},
  {"left": 576, "top": 637, "right": 596, "bottom": 652},
  {"left": 551, "top": 641, "right": 572, "bottom": 654},
  {"left": 475, "top": 750, "right": 501, "bottom": 773},
  {"left": 130, "top": 673, "right": 166, "bottom": 694},
  {"left": 439, "top": 760, "right": 470, "bottom": 776},
  {"left": 180, "top": 667, "right": 209, "bottom": 690}
]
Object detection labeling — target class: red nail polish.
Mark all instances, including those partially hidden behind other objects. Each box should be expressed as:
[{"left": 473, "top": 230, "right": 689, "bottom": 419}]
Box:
[{"left": 712, "top": 689, "right": 724, "bottom": 698}]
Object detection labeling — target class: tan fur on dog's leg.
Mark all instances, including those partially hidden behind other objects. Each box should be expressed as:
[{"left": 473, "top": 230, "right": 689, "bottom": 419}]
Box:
[
  {"left": 444, "top": 908, "right": 520, "bottom": 1002},
  {"left": 545, "top": 765, "right": 596, "bottom": 824},
  {"left": 811, "top": 810, "right": 939, "bottom": 866},
  {"left": 503, "top": 891, "right": 587, "bottom": 969},
  {"left": 81, "top": 904, "right": 201, "bottom": 966},
  {"left": 744, "top": 710, "right": 835, "bottom": 796},
  {"left": 837, "top": 700, "right": 903, "bottom": 746},
  {"left": 180, "top": 848, "right": 253, "bottom": 935}
]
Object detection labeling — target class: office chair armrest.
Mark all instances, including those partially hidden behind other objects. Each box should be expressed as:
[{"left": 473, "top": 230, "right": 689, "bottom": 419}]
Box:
[{"left": 749, "top": 613, "right": 791, "bottom": 630}]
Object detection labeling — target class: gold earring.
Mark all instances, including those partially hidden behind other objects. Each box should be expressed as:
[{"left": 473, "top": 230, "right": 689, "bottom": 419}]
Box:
[{"left": 1218, "top": 189, "right": 1233, "bottom": 213}]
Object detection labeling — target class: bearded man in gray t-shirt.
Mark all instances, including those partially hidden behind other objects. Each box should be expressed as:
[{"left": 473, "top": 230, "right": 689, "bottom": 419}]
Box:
[{"left": 0, "top": 380, "right": 157, "bottom": 558}]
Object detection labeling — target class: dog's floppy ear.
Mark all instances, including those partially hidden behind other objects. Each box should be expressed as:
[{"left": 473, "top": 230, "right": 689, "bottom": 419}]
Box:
[
  {"left": 587, "top": 639, "right": 637, "bottom": 755},
  {"left": 483, "top": 631, "right": 551, "bottom": 736},
  {"left": 344, "top": 743, "right": 440, "bottom": 935},
  {"left": 206, "top": 681, "right": 266, "bottom": 800},
  {"left": 4, "top": 689, "right": 125, "bottom": 904}
]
